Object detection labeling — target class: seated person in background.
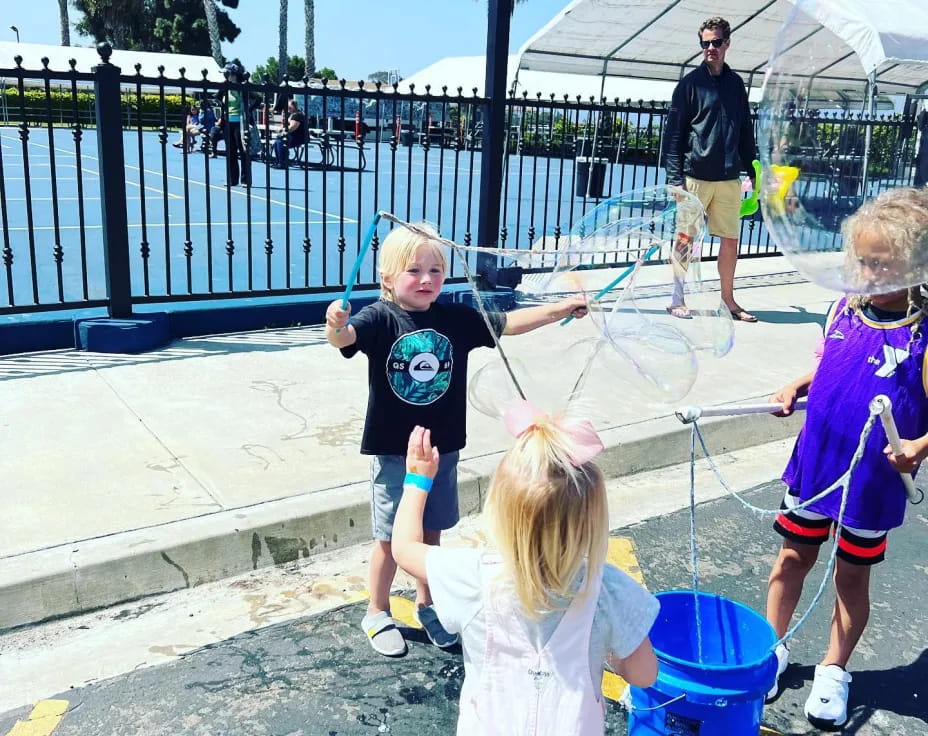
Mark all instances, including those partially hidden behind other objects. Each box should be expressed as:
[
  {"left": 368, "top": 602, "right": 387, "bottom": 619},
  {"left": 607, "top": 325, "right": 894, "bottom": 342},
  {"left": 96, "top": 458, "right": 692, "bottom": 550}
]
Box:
[
  {"left": 208, "top": 118, "right": 224, "bottom": 157},
  {"left": 173, "top": 103, "right": 201, "bottom": 152},
  {"left": 272, "top": 99, "right": 307, "bottom": 168},
  {"left": 197, "top": 102, "right": 218, "bottom": 156}
]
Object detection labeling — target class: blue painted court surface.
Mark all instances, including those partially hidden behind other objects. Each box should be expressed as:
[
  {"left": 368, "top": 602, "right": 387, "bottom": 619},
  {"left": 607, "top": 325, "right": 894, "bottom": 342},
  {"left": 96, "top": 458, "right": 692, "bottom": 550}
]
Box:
[{"left": 0, "top": 125, "right": 671, "bottom": 314}]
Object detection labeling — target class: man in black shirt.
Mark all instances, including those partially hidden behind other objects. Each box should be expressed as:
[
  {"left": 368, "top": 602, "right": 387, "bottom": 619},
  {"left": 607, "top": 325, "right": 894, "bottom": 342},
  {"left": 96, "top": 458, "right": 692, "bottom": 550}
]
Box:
[
  {"left": 272, "top": 98, "right": 307, "bottom": 168},
  {"left": 664, "top": 16, "right": 758, "bottom": 322},
  {"left": 915, "top": 105, "right": 928, "bottom": 188}
]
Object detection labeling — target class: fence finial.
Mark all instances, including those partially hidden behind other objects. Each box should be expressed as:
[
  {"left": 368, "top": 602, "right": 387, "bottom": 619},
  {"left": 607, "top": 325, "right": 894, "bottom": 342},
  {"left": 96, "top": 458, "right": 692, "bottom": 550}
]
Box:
[{"left": 97, "top": 43, "right": 113, "bottom": 64}]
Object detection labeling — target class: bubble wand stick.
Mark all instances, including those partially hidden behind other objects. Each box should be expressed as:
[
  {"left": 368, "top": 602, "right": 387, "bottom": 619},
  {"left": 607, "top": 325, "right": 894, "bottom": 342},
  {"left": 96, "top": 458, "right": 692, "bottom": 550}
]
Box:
[
  {"left": 341, "top": 211, "right": 384, "bottom": 308},
  {"left": 675, "top": 398, "right": 808, "bottom": 424},
  {"left": 560, "top": 245, "right": 659, "bottom": 326},
  {"left": 335, "top": 211, "right": 383, "bottom": 332},
  {"left": 869, "top": 395, "right": 921, "bottom": 504}
]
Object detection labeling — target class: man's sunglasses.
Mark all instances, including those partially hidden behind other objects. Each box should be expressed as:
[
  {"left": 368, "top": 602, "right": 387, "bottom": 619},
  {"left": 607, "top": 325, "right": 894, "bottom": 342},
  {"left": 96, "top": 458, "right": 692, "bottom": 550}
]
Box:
[{"left": 700, "top": 38, "right": 728, "bottom": 49}]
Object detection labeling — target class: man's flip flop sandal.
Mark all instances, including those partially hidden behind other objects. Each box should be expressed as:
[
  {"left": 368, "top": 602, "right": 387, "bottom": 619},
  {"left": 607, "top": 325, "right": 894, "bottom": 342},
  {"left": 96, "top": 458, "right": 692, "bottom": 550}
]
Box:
[
  {"left": 361, "top": 611, "right": 407, "bottom": 657},
  {"left": 666, "top": 305, "right": 693, "bottom": 319},
  {"left": 730, "top": 309, "right": 758, "bottom": 323}
]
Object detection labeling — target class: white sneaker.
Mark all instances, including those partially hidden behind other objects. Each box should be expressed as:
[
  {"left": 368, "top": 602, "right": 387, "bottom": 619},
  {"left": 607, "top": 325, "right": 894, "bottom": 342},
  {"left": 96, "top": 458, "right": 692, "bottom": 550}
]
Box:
[
  {"left": 804, "top": 664, "right": 852, "bottom": 729},
  {"left": 765, "top": 643, "right": 790, "bottom": 702}
]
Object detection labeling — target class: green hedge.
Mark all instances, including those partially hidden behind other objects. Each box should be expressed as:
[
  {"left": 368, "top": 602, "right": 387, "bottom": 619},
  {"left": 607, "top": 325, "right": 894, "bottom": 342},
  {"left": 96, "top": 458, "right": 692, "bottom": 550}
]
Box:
[{"left": 1, "top": 87, "right": 189, "bottom": 129}]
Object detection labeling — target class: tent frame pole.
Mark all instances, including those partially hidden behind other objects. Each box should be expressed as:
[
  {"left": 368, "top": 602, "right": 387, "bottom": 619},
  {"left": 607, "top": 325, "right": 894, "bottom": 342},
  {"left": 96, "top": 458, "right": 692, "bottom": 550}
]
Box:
[
  {"left": 860, "top": 70, "right": 876, "bottom": 201},
  {"left": 476, "top": 0, "right": 512, "bottom": 287}
]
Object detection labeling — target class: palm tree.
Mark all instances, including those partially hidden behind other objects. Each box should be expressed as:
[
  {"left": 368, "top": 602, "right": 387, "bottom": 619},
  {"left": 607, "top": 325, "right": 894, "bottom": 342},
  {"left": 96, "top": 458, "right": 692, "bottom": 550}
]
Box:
[
  {"left": 304, "top": 0, "right": 314, "bottom": 76},
  {"left": 277, "top": 0, "right": 288, "bottom": 81},
  {"left": 203, "top": 0, "right": 224, "bottom": 64},
  {"left": 58, "top": 0, "right": 71, "bottom": 45}
]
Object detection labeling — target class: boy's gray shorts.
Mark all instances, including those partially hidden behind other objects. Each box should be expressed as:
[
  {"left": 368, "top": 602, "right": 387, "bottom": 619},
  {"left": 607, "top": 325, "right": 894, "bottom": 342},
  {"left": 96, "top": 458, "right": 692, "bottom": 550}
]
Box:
[{"left": 370, "top": 451, "right": 460, "bottom": 541}]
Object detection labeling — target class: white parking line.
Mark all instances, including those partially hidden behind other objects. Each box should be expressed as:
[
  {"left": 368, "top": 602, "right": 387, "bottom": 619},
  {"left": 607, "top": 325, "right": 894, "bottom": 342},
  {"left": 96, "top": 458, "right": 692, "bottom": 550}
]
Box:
[
  {"left": 4, "top": 219, "right": 342, "bottom": 231},
  {"left": 0, "top": 133, "right": 350, "bottom": 218}
]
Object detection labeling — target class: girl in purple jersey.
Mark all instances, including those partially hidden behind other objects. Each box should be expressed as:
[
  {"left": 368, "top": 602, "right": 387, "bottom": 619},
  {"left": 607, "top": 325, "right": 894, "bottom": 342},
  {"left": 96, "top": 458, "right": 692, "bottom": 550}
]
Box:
[{"left": 763, "top": 187, "right": 928, "bottom": 729}]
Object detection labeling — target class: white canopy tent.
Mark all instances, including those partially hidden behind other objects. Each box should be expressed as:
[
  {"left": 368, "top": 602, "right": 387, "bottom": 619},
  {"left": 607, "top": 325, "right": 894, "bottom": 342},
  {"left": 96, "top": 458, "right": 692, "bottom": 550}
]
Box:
[
  {"left": 0, "top": 42, "right": 224, "bottom": 82},
  {"left": 516, "top": 0, "right": 928, "bottom": 103}
]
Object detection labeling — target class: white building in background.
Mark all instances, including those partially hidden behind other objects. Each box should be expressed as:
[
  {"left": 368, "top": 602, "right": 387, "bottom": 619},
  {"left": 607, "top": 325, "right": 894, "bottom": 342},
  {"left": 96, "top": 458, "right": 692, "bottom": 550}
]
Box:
[
  {"left": 0, "top": 41, "right": 224, "bottom": 82},
  {"left": 400, "top": 54, "right": 681, "bottom": 103}
]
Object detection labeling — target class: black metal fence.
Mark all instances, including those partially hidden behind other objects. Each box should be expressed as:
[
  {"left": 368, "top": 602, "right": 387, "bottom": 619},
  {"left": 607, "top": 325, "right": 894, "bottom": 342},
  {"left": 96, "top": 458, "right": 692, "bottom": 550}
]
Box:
[{"left": 0, "top": 48, "right": 923, "bottom": 318}]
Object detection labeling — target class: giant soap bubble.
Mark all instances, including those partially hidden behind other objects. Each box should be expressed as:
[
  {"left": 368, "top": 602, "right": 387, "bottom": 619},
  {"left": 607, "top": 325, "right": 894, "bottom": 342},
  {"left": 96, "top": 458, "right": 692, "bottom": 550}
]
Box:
[
  {"left": 758, "top": 0, "right": 928, "bottom": 294},
  {"left": 462, "top": 186, "right": 735, "bottom": 413}
]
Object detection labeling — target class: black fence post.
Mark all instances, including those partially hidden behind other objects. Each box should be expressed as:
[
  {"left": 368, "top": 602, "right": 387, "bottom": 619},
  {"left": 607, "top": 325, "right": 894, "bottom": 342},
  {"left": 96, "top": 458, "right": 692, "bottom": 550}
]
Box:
[
  {"left": 475, "top": 0, "right": 511, "bottom": 288},
  {"left": 93, "top": 43, "right": 132, "bottom": 318}
]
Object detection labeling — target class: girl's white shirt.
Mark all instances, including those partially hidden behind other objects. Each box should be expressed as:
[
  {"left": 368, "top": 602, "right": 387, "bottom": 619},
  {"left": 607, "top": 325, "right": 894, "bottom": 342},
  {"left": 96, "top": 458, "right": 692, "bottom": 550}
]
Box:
[{"left": 425, "top": 547, "right": 659, "bottom": 733}]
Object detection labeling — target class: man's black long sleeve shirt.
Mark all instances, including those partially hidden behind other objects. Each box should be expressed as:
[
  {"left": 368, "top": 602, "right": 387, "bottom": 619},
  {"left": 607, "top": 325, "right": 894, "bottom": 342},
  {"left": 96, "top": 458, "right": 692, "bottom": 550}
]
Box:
[{"left": 664, "top": 62, "right": 756, "bottom": 187}]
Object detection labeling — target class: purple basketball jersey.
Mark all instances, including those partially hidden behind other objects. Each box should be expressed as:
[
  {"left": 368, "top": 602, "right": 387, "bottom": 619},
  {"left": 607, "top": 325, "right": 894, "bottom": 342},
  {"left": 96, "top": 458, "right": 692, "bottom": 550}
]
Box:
[{"left": 783, "top": 299, "right": 928, "bottom": 530}]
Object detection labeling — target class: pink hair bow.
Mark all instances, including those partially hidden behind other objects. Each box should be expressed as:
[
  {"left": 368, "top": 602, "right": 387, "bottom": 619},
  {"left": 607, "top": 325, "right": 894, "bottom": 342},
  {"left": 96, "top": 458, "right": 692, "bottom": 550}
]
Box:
[{"left": 502, "top": 399, "right": 605, "bottom": 467}]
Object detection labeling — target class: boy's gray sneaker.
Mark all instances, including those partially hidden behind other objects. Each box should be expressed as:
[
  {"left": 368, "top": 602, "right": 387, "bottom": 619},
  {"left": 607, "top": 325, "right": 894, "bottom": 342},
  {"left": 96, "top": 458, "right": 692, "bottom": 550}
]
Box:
[
  {"left": 361, "top": 610, "right": 407, "bottom": 657},
  {"left": 414, "top": 605, "right": 459, "bottom": 649}
]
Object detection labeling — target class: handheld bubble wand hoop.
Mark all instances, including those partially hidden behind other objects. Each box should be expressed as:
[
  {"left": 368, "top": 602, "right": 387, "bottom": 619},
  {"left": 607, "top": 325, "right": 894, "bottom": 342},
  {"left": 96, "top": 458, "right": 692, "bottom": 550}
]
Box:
[
  {"left": 335, "top": 211, "right": 384, "bottom": 332},
  {"left": 869, "top": 394, "right": 922, "bottom": 504}
]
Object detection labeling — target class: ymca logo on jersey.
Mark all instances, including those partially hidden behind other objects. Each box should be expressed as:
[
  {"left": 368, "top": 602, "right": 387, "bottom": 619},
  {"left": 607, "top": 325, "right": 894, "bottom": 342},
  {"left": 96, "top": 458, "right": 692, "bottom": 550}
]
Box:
[
  {"left": 872, "top": 344, "right": 910, "bottom": 378},
  {"left": 387, "top": 329, "right": 453, "bottom": 405}
]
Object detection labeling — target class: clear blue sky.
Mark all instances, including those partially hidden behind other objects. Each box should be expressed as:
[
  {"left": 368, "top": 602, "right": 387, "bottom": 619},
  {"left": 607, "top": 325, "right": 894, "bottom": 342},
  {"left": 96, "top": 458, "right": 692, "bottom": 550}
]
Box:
[{"left": 12, "top": 0, "right": 570, "bottom": 80}]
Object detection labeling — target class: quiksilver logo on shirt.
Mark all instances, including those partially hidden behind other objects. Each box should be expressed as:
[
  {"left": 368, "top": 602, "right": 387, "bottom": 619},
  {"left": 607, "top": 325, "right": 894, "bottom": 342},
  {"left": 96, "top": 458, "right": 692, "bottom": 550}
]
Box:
[{"left": 386, "top": 329, "right": 453, "bottom": 405}]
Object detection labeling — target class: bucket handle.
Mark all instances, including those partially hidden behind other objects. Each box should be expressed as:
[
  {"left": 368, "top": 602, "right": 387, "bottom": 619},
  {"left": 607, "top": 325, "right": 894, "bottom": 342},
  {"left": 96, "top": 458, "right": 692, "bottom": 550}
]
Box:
[{"left": 625, "top": 693, "right": 687, "bottom": 712}]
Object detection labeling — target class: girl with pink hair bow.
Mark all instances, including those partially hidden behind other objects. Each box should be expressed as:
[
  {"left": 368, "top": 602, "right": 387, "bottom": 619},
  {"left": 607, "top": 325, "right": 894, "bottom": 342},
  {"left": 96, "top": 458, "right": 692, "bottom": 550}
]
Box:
[{"left": 393, "top": 405, "right": 659, "bottom": 735}]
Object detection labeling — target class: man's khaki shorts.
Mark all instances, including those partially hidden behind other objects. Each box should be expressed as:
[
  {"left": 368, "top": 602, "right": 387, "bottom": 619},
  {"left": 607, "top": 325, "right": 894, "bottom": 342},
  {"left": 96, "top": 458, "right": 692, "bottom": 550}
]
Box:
[{"left": 685, "top": 176, "right": 741, "bottom": 240}]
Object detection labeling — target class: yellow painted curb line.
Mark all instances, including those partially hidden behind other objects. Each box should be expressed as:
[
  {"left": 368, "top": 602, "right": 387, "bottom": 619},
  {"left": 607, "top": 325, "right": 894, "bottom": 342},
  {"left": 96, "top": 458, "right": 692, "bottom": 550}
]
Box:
[
  {"left": 6, "top": 700, "right": 69, "bottom": 736},
  {"left": 388, "top": 595, "right": 423, "bottom": 630}
]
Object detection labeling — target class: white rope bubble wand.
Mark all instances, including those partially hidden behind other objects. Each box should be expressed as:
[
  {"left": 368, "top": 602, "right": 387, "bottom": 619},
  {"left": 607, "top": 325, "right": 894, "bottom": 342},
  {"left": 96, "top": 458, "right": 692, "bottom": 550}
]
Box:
[{"left": 675, "top": 398, "right": 808, "bottom": 424}]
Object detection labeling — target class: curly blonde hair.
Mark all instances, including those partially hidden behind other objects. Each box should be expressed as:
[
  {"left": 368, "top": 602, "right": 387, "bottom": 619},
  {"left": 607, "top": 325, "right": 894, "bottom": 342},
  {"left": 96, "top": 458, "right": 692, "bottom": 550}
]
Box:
[{"left": 843, "top": 187, "right": 928, "bottom": 322}]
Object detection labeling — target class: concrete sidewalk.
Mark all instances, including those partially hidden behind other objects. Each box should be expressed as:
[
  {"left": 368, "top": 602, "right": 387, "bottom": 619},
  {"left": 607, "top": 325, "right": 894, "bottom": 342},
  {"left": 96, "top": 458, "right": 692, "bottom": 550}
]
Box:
[{"left": 0, "top": 255, "right": 831, "bottom": 630}]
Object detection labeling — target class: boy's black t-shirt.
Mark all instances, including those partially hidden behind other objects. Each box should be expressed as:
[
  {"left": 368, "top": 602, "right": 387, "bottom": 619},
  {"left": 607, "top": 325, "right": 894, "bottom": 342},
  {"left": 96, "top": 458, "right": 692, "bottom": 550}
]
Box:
[{"left": 341, "top": 300, "right": 506, "bottom": 455}]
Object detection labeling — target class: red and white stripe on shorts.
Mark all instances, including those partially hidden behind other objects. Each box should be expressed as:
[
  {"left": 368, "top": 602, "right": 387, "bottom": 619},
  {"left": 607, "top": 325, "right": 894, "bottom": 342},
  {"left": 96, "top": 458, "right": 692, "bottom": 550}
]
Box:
[{"left": 773, "top": 492, "right": 888, "bottom": 565}]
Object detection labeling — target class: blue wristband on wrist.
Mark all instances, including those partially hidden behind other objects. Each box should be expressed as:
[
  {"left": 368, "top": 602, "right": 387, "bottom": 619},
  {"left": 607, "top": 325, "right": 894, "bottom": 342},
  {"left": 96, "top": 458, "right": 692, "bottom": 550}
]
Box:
[{"left": 404, "top": 472, "right": 433, "bottom": 492}]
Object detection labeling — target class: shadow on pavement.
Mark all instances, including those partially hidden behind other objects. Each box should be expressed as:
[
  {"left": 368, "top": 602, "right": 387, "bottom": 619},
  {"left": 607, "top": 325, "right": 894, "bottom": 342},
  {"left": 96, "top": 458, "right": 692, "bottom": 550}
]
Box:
[
  {"left": 843, "top": 649, "right": 928, "bottom": 733},
  {"left": 0, "top": 328, "right": 329, "bottom": 381}
]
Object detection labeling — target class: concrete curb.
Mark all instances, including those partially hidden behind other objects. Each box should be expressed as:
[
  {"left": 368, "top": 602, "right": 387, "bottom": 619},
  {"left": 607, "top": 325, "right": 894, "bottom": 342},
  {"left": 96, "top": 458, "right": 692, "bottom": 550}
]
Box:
[{"left": 0, "top": 409, "right": 803, "bottom": 632}]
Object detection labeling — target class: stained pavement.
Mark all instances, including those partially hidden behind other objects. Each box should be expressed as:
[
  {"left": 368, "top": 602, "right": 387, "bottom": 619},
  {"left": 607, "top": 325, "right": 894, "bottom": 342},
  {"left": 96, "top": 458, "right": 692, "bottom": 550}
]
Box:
[{"left": 2, "top": 482, "right": 926, "bottom": 735}]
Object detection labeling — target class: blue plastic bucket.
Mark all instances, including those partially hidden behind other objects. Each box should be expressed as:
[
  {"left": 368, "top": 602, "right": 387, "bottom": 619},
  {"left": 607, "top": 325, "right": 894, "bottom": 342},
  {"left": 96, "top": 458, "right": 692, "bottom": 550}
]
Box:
[{"left": 628, "top": 591, "right": 777, "bottom": 736}]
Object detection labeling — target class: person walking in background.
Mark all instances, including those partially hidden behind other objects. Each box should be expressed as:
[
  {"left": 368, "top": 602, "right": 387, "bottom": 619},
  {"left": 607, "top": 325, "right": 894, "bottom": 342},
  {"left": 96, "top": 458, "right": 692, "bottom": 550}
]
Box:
[
  {"left": 664, "top": 16, "right": 758, "bottom": 322},
  {"left": 221, "top": 62, "right": 251, "bottom": 187}
]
